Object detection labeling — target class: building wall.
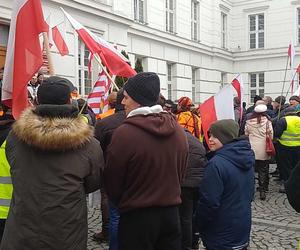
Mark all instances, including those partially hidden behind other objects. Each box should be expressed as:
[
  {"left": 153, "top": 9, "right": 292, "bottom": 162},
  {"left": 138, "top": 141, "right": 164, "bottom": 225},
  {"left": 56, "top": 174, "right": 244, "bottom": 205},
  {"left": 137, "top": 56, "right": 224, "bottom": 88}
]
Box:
[{"left": 0, "top": 0, "right": 299, "bottom": 104}]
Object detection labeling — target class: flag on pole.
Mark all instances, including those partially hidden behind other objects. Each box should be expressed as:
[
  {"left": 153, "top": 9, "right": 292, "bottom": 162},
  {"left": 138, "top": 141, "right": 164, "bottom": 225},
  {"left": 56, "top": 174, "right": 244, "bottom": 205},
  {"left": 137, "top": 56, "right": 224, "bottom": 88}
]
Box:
[
  {"left": 2, "top": 0, "right": 48, "bottom": 119},
  {"left": 288, "top": 43, "right": 295, "bottom": 93},
  {"left": 231, "top": 74, "right": 244, "bottom": 123},
  {"left": 87, "top": 70, "right": 111, "bottom": 115},
  {"left": 199, "top": 85, "right": 235, "bottom": 143},
  {"left": 52, "top": 25, "right": 69, "bottom": 56},
  {"left": 62, "top": 9, "right": 136, "bottom": 78},
  {"left": 45, "top": 15, "right": 54, "bottom": 48}
]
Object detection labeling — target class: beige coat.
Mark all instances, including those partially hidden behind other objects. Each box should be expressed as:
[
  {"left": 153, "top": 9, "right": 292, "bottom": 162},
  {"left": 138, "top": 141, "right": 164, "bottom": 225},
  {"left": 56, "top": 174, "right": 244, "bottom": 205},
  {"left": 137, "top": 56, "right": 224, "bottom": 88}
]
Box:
[{"left": 245, "top": 116, "right": 273, "bottom": 160}]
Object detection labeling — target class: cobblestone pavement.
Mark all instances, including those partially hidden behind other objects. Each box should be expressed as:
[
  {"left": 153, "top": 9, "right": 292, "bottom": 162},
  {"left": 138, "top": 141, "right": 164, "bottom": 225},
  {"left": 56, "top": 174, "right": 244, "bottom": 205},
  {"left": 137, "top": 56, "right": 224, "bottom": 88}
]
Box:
[{"left": 87, "top": 165, "right": 300, "bottom": 250}]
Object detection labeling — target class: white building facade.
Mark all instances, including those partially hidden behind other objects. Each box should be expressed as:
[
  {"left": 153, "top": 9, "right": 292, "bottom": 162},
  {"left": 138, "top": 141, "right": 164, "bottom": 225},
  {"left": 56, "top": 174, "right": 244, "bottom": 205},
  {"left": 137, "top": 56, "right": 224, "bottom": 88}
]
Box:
[{"left": 0, "top": 0, "right": 300, "bottom": 104}]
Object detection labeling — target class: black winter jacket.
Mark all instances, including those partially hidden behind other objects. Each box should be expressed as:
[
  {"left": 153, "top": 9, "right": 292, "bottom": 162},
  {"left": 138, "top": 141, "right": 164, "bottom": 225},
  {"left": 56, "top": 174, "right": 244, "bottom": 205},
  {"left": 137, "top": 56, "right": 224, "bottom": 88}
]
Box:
[{"left": 182, "top": 130, "right": 207, "bottom": 187}]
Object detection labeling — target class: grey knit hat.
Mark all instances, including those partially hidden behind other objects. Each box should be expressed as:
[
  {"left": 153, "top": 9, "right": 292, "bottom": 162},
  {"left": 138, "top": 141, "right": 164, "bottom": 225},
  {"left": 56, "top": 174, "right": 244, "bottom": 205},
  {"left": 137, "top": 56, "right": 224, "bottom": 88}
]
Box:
[
  {"left": 209, "top": 119, "right": 240, "bottom": 145},
  {"left": 124, "top": 72, "right": 160, "bottom": 106}
]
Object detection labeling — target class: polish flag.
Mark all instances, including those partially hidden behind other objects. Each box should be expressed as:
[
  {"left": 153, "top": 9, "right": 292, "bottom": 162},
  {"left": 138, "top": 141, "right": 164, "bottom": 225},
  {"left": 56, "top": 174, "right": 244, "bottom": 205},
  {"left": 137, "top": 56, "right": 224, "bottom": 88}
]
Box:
[
  {"left": 288, "top": 43, "right": 295, "bottom": 93},
  {"left": 45, "top": 15, "right": 54, "bottom": 48},
  {"left": 2, "top": 0, "right": 48, "bottom": 119},
  {"left": 87, "top": 70, "right": 111, "bottom": 115},
  {"left": 62, "top": 9, "right": 136, "bottom": 78},
  {"left": 231, "top": 74, "right": 244, "bottom": 123},
  {"left": 199, "top": 85, "right": 235, "bottom": 143},
  {"left": 52, "top": 26, "right": 69, "bottom": 56}
]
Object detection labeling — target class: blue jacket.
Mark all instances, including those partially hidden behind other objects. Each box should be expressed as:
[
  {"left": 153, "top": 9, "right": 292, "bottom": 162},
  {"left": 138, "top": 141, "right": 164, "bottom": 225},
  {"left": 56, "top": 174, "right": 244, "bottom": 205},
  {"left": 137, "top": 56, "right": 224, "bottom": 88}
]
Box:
[{"left": 196, "top": 137, "right": 255, "bottom": 250}]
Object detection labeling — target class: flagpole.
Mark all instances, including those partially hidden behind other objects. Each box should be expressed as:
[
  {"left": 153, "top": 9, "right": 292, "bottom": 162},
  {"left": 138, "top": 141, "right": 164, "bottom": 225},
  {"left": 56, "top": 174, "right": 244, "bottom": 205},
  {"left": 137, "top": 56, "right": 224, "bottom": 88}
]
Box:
[
  {"left": 93, "top": 54, "right": 120, "bottom": 91},
  {"left": 42, "top": 32, "right": 54, "bottom": 75},
  {"left": 277, "top": 55, "right": 290, "bottom": 119},
  {"left": 284, "top": 69, "right": 298, "bottom": 100}
]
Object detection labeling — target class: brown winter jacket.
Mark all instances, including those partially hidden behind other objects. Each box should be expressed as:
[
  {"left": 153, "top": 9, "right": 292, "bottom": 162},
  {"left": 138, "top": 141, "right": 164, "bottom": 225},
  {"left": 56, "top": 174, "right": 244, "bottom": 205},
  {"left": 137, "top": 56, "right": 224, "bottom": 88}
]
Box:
[
  {"left": 104, "top": 110, "right": 189, "bottom": 213},
  {"left": 0, "top": 105, "right": 104, "bottom": 250}
]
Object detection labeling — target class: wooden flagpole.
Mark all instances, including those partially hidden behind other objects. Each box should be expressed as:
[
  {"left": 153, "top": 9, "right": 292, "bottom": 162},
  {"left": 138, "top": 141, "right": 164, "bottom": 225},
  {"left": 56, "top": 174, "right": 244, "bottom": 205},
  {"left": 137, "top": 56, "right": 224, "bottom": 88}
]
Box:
[
  {"left": 93, "top": 54, "right": 119, "bottom": 91},
  {"left": 42, "top": 32, "right": 54, "bottom": 75},
  {"left": 277, "top": 55, "right": 290, "bottom": 119}
]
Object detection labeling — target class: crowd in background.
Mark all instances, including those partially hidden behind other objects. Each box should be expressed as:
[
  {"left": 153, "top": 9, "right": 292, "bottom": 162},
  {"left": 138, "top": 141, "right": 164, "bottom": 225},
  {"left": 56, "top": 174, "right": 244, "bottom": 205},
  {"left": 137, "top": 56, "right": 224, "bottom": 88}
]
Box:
[{"left": 0, "top": 70, "right": 299, "bottom": 250}]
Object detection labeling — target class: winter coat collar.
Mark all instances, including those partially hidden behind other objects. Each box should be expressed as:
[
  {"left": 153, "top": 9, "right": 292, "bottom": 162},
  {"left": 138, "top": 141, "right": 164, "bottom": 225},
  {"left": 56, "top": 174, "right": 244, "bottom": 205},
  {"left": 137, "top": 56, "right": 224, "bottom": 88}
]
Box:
[{"left": 12, "top": 106, "right": 94, "bottom": 151}]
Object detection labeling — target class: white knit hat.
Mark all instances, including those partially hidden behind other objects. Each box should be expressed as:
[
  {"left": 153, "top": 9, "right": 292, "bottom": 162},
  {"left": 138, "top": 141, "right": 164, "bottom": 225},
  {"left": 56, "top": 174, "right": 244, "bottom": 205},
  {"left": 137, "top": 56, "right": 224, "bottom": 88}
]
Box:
[{"left": 254, "top": 104, "right": 267, "bottom": 113}]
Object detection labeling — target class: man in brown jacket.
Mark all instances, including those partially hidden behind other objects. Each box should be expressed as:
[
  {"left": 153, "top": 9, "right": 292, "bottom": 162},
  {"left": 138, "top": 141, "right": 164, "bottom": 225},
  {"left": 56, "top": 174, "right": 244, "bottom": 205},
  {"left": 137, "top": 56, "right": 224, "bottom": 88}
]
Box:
[
  {"left": 1, "top": 77, "right": 104, "bottom": 250},
  {"left": 104, "top": 72, "right": 189, "bottom": 250}
]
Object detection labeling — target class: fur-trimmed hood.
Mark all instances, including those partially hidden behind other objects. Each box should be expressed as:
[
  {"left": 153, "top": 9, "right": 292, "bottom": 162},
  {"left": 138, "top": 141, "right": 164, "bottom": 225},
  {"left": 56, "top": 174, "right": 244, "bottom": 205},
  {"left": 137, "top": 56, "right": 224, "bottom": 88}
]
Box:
[{"left": 12, "top": 106, "right": 94, "bottom": 151}]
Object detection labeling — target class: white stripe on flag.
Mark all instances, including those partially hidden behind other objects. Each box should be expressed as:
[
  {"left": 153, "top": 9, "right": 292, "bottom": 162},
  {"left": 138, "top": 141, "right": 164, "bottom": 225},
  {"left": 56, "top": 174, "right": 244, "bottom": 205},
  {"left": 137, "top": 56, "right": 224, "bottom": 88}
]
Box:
[{"left": 214, "top": 85, "right": 235, "bottom": 120}]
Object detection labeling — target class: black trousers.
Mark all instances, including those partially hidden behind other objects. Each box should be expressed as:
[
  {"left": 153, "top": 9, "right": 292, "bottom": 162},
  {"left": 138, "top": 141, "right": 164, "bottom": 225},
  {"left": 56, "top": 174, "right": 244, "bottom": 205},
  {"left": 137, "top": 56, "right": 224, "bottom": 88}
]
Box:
[
  {"left": 0, "top": 219, "right": 6, "bottom": 243},
  {"left": 179, "top": 187, "right": 199, "bottom": 250},
  {"left": 119, "top": 206, "right": 181, "bottom": 250},
  {"left": 277, "top": 144, "right": 300, "bottom": 181},
  {"left": 256, "top": 160, "right": 269, "bottom": 192}
]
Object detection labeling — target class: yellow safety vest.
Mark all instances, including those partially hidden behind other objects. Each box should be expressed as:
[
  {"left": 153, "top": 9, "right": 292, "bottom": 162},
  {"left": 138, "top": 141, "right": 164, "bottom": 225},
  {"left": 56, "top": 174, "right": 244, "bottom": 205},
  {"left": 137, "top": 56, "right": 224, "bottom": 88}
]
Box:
[
  {"left": 278, "top": 116, "right": 300, "bottom": 147},
  {"left": 0, "top": 141, "right": 12, "bottom": 219}
]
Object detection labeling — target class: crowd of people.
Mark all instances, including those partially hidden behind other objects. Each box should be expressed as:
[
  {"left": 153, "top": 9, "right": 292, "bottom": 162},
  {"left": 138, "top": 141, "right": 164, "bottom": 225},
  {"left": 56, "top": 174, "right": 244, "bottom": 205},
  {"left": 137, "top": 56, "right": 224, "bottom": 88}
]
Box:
[{"left": 0, "top": 70, "right": 299, "bottom": 250}]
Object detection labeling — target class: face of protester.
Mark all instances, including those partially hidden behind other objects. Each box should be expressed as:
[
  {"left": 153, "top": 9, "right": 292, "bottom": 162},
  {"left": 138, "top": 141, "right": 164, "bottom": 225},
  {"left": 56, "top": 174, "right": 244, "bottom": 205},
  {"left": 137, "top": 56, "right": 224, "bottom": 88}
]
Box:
[
  {"left": 289, "top": 99, "right": 300, "bottom": 107},
  {"left": 272, "top": 101, "right": 279, "bottom": 110},
  {"left": 208, "top": 134, "right": 223, "bottom": 151},
  {"left": 0, "top": 69, "right": 3, "bottom": 80},
  {"left": 122, "top": 90, "right": 141, "bottom": 115},
  {"left": 38, "top": 74, "right": 44, "bottom": 83}
]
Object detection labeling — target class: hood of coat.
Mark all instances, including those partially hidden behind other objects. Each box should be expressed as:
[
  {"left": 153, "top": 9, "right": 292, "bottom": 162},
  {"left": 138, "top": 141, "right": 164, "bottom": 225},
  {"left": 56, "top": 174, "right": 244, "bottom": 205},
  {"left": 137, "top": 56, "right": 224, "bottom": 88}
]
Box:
[
  {"left": 12, "top": 106, "right": 94, "bottom": 151},
  {"left": 124, "top": 111, "right": 179, "bottom": 137},
  {"left": 215, "top": 137, "right": 255, "bottom": 171}
]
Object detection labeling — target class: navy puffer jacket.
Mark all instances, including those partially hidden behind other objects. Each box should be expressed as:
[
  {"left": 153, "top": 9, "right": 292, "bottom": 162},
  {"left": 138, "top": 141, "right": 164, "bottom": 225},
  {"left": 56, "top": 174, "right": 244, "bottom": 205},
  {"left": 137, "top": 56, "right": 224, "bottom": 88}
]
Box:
[{"left": 196, "top": 137, "right": 255, "bottom": 250}]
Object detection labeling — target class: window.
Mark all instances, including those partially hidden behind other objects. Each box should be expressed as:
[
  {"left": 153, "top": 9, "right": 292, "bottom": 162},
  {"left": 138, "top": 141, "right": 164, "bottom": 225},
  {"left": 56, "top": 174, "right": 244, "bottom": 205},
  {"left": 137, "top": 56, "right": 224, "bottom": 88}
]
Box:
[
  {"left": 134, "top": 0, "right": 146, "bottom": 23},
  {"left": 221, "top": 72, "right": 227, "bottom": 87},
  {"left": 78, "top": 39, "right": 92, "bottom": 96},
  {"left": 167, "top": 63, "right": 173, "bottom": 100},
  {"left": 249, "top": 73, "right": 264, "bottom": 103},
  {"left": 249, "top": 14, "right": 264, "bottom": 49},
  {"left": 192, "top": 69, "right": 196, "bottom": 102},
  {"left": 191, "top": 0, "right": 199, "bottom": 41},
  {"left": 221, "top": 13, "right": 227, "bottom": 48},
  {"left": 166, "top": 0, "right": 176, "bottom": 33}
]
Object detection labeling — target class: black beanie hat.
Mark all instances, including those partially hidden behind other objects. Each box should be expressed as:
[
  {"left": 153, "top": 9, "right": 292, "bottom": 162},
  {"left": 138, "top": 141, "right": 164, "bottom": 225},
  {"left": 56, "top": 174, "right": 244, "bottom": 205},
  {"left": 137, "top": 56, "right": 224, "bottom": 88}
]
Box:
[
  {"left": 37, "top": 76, "right": 72, "bottom": 105},
  {"left": 289, "top": 95, "right": 300, "bottom": 103},
  {"left": 209, "top": 119, "right": 239, "bottom": 145},
  {"left": 123, "top": 72, "right": 160, "bottom": 106}
]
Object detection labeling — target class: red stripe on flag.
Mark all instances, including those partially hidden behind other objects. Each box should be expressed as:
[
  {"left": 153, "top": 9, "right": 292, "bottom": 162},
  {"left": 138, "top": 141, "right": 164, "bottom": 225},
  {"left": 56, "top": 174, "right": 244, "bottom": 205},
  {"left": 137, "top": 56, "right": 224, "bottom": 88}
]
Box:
[
  {"left": 199, "top": 96, "right": 217, "bottom": 144},
  {"left": 5, "top": 0, "right": 48, "bottom": 118},
  {"left": 52, "top": 26, "right": 69, "bottom": 56}
]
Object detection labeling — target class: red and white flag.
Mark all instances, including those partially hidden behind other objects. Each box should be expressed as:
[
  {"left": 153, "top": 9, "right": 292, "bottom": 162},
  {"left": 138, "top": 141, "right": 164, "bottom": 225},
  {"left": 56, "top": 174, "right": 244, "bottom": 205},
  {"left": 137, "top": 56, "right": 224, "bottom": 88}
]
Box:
[
  {"left": 288, "top": 43, "right": 295, "bottom": 93},
  {"left": 45, "top": 15, "right": 54, "bottom": 48},
  {"left": 2, "top": 0, "right": 48, "bottom": 119},
  {"left": 231, "top": 74, "right": 244, "bottom": 123},
  {"left": 199, "top": 85, "right": 235, "bottom": 143},
  {"left": 52, "top": 25, "right": 69, "bottom": 56},
  {"left": 87, "top": 70, "right": 111, "bottom": 115},
  {"left": 62, "top": 9, "right": 136, "bottom": 78}
]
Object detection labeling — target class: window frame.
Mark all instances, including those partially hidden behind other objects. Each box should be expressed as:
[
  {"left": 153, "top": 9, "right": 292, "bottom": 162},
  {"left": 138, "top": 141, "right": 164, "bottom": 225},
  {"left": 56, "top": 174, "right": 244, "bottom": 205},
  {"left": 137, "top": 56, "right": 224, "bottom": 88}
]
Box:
[
  {"left": 221, "top": 12, "right": 227, "bottom": 49},
  {"left": 134, "top": 0, "right": 147, "bottom": 24},
  {"left": 191, "top": 0, "right": 200, "bottom": 41},
  {"left": 249, "top": 72, "right": 265, "bottom": 103},
  {"left": 166, "top": 0, "right": 176, "bottom": 33},
  {"left": 77, "top": 39, "right": 92, "bottom": 96},
  {"left": 249, "top": 13, "right": 264, "bottom": 49},
  {"left": 167, "top": 63, "right": 173, "bottom": 100}
]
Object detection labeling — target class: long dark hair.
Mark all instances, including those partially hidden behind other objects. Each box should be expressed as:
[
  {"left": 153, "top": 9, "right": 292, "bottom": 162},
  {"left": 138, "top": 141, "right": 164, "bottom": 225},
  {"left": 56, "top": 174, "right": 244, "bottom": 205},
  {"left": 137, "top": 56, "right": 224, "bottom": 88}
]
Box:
[{"left": 249, "top": 111, "right": 268, "bottom": 124}]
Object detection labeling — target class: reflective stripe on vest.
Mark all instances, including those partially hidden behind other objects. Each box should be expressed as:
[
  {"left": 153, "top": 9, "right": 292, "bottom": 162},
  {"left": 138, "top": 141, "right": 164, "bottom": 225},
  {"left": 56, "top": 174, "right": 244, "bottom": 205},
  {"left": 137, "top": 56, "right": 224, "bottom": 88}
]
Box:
[
  {"left": 278, "top": 116, "right": 300, "bottom": 147},
  {"left": 0, "top": 140, "right": 12, "bottom": 219}
]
